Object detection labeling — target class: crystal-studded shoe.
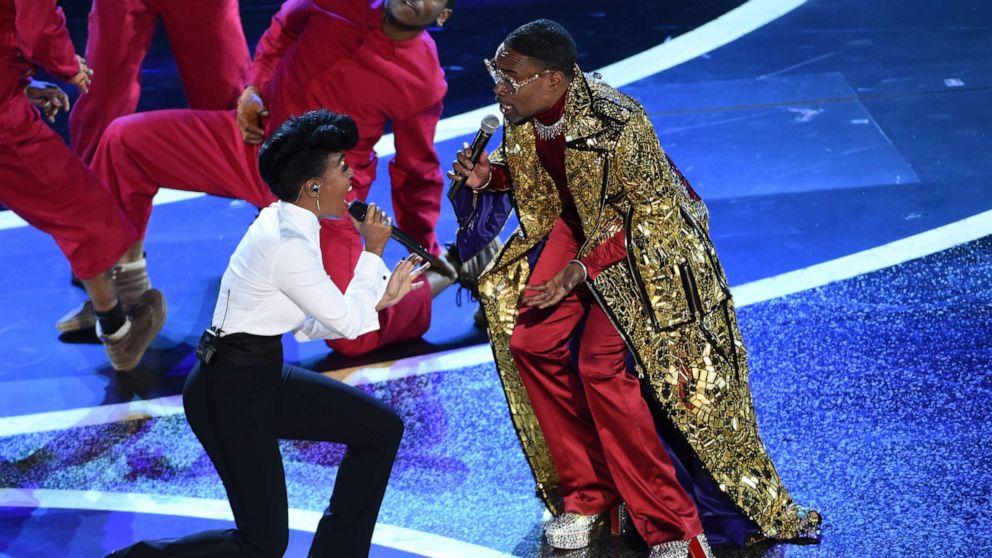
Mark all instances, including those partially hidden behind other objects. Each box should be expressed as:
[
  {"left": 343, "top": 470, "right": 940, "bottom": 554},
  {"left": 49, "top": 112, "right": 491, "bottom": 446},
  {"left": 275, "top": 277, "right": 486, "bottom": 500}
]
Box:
[
  {"left": 795, "top": 505, "right": 823, "bottom": 540},
  {"left": 649, "top": 534, "right": 715, "bottom": 558},
  {"left": 543, "top": 511, "right": 608, "bottom": 550}
]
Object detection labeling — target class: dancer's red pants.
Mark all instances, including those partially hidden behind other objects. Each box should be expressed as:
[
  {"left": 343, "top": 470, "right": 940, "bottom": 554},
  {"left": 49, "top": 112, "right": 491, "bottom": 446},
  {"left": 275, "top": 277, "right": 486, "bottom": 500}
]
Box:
[
  {"left": 68, "top": 0, "right": 250, "bottom": 164},
  {"left": 0, "top": 94, "right": 136, "bottom": 280},
  {"left": 509, "top": 219, "right": 704, "bottom": 546}
]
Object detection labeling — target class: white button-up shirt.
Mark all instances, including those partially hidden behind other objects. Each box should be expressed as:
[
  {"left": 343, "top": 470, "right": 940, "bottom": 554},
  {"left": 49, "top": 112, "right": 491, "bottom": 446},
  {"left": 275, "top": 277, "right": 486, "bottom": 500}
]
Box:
[{"left": 211, "top": 201, "right": 389, "bottom": 341}]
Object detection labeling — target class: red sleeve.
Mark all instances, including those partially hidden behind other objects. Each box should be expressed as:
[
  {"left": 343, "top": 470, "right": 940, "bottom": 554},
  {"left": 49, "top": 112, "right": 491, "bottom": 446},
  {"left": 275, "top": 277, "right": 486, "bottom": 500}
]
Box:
[
  {"left": 483, "top": 164, "right": 511, "bottom": 192},
  {"left": 582, "top": 229, "right": 627, "bottom": 281},
  {"left": 13, "top": 0, "right": 79, "bottom": 79},
  {"left": 248, "top": 0, "right": 311, "bottom": 93}
]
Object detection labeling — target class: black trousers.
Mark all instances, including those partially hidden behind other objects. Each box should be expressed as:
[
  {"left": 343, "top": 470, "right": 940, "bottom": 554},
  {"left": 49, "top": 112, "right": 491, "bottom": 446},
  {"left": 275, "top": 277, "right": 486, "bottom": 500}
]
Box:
[{"left": 110, "top": 345, "right": 404, "bottom": 558}]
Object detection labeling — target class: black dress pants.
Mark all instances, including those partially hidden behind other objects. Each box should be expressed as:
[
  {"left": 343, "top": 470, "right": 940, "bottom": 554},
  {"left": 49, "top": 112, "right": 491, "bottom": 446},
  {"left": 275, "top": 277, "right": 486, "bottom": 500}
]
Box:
[{"left": 109, "top": 351, "right": 404, "bottom": 558}]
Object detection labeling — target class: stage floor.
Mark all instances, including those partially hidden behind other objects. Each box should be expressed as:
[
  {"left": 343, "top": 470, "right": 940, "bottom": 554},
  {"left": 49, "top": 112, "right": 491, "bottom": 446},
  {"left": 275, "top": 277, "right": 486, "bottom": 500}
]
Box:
[{"left": 1, "top": 0, "right": 990, "bottom": 556}]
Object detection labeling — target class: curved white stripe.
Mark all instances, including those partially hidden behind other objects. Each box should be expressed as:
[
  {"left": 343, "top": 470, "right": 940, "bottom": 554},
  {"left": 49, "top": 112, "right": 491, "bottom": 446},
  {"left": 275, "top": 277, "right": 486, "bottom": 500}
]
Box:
[
  {"left": 594, "top": 0, "right": 809, "bottom": 89},
  {"left": 2, "top": 207, "right": 991, "bottom": 435},
  {"left": 2, "top": 212, "right": 991, "bottom": 437},
  {"left": 0, "top": 488, "right": 519, "bottom": 558},
  {"left": 0, "top": 210, "right": 28, "bottom": 230},
  {"left": 0, "top": 0, "right": 807, "bottom": 233},
  {"left": 0, "top": 345, "right": 495, "bottom": 437},
  {"left": 730, "top": 208, "right": 992, "bottom": 306},
  {"left": 380, "top": 0, "right": 808, "bottom": 153}
]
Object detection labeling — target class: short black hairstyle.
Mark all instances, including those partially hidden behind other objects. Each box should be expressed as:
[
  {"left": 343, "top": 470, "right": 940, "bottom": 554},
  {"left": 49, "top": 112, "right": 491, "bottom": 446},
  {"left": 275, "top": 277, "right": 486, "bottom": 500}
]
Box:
[
  {"left": 504, "top": 19, "right": 577, "bottom": 79},
  {"left": 258, "top": 109, "right": 358, "bottom": 202},
  {"left": 446, "top": 0, "right": 456, "bottom": 8}
]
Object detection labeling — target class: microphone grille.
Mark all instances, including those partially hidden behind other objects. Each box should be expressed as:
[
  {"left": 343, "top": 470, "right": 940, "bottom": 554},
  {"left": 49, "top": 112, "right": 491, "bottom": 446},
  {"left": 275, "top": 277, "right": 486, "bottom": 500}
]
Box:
[{"left": 480, "top": 114, "right": 500, "bottom": 134}]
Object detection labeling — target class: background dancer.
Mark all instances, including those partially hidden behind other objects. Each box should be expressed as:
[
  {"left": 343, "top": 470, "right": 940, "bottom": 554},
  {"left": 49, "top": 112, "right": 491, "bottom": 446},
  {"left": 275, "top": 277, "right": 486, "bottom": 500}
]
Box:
[
  {"left": 0, "top": 0, "right": 166, "bottom": 371},
  {"left": 66, "top": 0, "right": 463, "bottom": 358},
  {"left": 68, "top": 0, "right": 250, "bottom": 164}
]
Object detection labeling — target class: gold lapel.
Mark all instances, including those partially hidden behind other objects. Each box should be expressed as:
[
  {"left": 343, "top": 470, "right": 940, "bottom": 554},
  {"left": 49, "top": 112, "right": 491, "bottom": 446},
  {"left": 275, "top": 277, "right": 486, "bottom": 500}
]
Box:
[
  {"left": 563, "top": 72, "right": 610, "bottom": 245},
  {"left": 503, "top": 121, "right": 560, "bottom": 245}
]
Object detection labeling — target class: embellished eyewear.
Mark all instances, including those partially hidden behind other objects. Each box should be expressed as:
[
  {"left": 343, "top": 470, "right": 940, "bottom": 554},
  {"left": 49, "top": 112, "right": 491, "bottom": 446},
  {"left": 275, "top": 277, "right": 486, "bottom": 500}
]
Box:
[{"left": 484, "top": 57, "right": 551, "bottom": 95}]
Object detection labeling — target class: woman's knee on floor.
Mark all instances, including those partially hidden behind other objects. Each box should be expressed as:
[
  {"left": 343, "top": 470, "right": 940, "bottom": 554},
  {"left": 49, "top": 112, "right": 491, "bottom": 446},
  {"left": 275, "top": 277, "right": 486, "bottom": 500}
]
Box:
[{"left": 379, "top": 406, "right": 405, "bottom": 452}]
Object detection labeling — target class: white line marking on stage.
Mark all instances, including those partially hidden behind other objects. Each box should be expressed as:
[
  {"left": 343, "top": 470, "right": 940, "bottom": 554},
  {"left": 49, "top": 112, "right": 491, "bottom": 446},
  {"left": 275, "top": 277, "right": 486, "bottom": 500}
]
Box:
[
  {"left": 5, "top": 210, "right": 992, "bottom": 436},
  {"left": 0, "top": 0, "right": 807, "bottom": 233},
  {"left": 0, "top": 488, "right": 518, "bottom": 558},
  {"left": 385, "top": 0, "right": 809, "bottom": 152},
  {"left": 730, "top": 208, "right": 992, "bottom": 306},
  {"left": 4, "top": 210, "right": 992, "bottom": 436},
  {"left": 0, "top": 210, "right": 28, "bottom": 230},
  {"left": 0, "top": 345, "right": 496, "bottom": 437}
]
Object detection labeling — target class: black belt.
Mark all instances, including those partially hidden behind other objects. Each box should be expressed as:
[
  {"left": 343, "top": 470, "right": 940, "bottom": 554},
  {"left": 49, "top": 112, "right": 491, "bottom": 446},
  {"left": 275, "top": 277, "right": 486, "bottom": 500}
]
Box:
[{"left": 197, "top": 329, "right": 282, "bottom": 366}]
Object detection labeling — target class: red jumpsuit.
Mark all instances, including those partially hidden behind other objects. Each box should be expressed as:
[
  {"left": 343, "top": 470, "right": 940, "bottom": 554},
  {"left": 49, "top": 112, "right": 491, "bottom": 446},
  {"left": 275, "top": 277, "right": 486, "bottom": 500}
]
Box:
[
  {"left": 0, "top": 0, "right": 136, "bottom": 280},
  {"left": 68, "top": 0, "right": 250, "bottom": 164},
  {"left": 91, "top": 0, "right": 447, "bottom": 356},
  {"left": 486, "top": 95, "right": 704, "bottom": 546}
]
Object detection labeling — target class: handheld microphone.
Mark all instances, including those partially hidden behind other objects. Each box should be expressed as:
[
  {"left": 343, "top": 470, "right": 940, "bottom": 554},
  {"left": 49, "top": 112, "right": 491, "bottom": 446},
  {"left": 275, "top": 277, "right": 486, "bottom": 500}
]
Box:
[
  {"left": 348, "top": 200, "right": 455, "bottom": 279},
  {"left": 447, "top": 114, "right": 501, "bottom": 201}
]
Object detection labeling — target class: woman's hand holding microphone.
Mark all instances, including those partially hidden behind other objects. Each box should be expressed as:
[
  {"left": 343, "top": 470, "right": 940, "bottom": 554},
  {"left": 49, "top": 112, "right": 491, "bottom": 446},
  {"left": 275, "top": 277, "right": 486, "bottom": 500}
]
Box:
[
  {"left": 350, "top": 202, "right": 430, "bottom": 310},
  {"left": 352, "top": 202, "right": 391, "bottom": 256}
]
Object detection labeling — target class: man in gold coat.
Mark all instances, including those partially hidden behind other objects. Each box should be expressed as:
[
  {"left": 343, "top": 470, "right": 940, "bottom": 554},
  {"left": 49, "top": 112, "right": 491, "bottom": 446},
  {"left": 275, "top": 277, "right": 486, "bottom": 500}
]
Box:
[{"left": 449, "top": 19, "right": 820, "bottom": 558}]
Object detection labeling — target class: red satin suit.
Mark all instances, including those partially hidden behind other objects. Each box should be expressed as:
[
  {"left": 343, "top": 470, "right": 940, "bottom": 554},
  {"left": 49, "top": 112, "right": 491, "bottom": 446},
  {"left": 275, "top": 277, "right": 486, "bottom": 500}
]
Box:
[{"left": 488, "top": 95, "right": 704, "bottom": 546}]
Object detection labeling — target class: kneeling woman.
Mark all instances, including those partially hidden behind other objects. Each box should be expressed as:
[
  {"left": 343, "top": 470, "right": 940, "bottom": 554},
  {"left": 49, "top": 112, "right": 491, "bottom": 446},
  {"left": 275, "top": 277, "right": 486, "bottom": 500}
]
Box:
[{"left": 110, "top": 110, "right": 427, "bottom": 558}]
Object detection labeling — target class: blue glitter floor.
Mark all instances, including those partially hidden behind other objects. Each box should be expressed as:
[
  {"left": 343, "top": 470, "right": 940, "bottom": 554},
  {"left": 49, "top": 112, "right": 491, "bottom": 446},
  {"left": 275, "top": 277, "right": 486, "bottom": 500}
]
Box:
[
  {"left": 2, "top": 0, "right": 991, "bottom": 556},
  {"left": 2, "top": 235, "right": 991, "bottom": 556}
]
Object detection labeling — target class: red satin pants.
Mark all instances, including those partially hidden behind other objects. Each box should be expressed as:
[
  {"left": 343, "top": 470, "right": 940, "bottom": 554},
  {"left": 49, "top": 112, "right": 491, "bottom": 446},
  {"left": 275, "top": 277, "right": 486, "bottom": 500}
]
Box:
[{"left": 509, "top": 218, "right": 703, "bottom": 546}]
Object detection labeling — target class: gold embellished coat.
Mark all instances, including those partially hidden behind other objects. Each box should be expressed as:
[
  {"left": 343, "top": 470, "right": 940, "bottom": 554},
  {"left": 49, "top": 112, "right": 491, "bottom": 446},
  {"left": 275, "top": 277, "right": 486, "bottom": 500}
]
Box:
[{"left": 476, "top": 72, "right": 819, "bottom": 540}]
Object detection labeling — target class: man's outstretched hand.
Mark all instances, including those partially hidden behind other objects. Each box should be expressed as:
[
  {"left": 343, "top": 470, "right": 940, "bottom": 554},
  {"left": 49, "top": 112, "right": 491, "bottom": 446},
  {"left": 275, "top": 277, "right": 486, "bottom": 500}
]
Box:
[{"left": 521, "top": 261, "right": 587, "bottom": 309}]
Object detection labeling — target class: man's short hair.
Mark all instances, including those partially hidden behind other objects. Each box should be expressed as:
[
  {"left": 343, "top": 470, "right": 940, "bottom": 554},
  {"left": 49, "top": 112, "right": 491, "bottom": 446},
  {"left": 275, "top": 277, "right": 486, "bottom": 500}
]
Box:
[{"left": 504, "top": 19, "right": 577, "bottom": 79}]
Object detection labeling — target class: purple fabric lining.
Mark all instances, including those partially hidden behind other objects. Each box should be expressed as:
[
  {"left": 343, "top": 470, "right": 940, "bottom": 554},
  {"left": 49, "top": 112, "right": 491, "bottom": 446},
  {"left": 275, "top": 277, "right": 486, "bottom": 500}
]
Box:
[{"left": 450, "top": 184, "right": 513, "bottom": 261}]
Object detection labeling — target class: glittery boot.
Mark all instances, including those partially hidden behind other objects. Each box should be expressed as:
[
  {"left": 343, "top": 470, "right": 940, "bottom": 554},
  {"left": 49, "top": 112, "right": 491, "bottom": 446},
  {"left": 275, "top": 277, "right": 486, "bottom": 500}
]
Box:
[
  {"left": 649, "top": 534, "right": 715, "bottom": 558},
  {"left": 543, "top": 512, "right": 607, "bottom": 550}
]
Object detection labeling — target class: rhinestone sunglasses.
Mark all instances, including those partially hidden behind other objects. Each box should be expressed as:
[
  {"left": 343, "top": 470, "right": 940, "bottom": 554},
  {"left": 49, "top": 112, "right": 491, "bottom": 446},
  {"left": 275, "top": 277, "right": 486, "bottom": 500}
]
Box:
[{"left": 484, "top": 57, "right": 551, "bottom": 95}]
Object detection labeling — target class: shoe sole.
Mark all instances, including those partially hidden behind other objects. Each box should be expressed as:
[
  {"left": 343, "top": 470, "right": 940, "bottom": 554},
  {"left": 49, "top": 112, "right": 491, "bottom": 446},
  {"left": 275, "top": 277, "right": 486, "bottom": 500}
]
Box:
[
  {"left": 56, "top": 301, "right": 97, "bottom": 333},
  {"left": 56, "top": 316, "right": 97, "bottom": 333}
]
